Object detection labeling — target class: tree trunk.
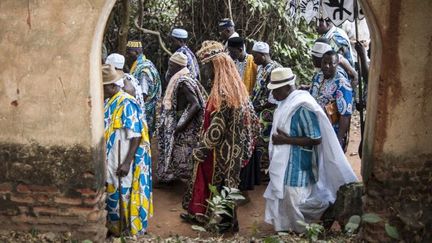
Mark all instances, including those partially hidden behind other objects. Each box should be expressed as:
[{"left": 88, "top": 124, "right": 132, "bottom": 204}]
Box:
[
  {"left": 117, "top": 0, "right": 129, "bottom": 55},
  {"left": 138, "top": 0, "right": 144, "bottom": 39}
]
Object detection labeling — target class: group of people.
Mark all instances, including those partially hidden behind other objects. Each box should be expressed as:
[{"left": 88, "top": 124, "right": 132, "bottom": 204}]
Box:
[{"left": 101, "top": 17, "right": 362, "bottom": 237}]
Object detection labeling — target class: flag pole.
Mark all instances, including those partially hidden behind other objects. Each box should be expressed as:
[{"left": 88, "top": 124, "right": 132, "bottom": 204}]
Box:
[
  {"left": 118, "top": 143, "right": 124, "bottom": 236},
  {"left": 354, "top": 0, "right": 365, "bottom": 143}
]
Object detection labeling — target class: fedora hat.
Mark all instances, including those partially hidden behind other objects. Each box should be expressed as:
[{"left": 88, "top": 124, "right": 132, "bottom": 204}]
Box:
[
  {"left": 102, "top": 64, "right": 123, "bottom": 85},
  {"left": 267, "top": 67, "right": 296, "bottom": 90}
]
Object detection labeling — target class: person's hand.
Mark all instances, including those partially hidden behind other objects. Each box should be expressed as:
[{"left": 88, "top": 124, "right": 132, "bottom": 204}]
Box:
[
  {"left": 272, "top": 128, "right": 290, "bottom": 145},
  {"left": 298, "top": 84, "right": 311, "bottom": 91},
  {"left": 116, "top": 161, "right": 131, "bottom": 177}
]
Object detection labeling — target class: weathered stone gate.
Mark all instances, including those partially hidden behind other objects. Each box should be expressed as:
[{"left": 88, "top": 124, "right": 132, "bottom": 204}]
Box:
[
  {"left": 0, "top": 0, "right": 115, "bottom": 241},
  {"left": 0, "top": 0, "right": 430, "bottom": 242},
  {"left": 361, "top": 1, "right": 432, "bottom": 241}
]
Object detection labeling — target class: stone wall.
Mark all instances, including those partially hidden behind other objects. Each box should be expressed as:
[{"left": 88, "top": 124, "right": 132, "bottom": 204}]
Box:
[
  {"left": 1, "top": 0, "right": 431, "bottom": 242},
  {"left": 0, "top": 0, "right": 115, "bottom": 241},
  {"left": 361, "top": 0, "right": 432, "bottom": 241}
]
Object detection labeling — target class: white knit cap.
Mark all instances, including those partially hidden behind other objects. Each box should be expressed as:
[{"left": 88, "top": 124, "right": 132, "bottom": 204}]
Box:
[
  {"left": 311, "top": 42, "right": 333, "bottom": 58},
  {"left": 169, "top": 52, "right": 188, "bottom": 67},
  {"left": 105, "top": 53, "right": 125, "bottom": 69},
  {"left": 252, "top": 41, "right": 270, "bottom": 54},
  {"left": 171, "top": 28, "right": 188, "bottom": 39}
]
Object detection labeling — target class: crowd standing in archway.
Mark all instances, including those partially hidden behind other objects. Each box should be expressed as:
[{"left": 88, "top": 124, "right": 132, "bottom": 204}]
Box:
[{"left": 101, "top": 17, "right": 365, "bottom": 237}]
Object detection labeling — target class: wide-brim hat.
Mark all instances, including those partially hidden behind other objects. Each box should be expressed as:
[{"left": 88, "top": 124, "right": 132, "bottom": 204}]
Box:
[
  {"left": 267, "top": 67, "right": 296, "bottom": 90},
  {"left": 102, "top": 64, "right": 123, "bottom": 85}
]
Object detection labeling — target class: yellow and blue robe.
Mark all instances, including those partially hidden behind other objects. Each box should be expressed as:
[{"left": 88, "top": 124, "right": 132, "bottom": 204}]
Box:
[{"left": 104, "top": 91, "right": 153, "bottom": 235}]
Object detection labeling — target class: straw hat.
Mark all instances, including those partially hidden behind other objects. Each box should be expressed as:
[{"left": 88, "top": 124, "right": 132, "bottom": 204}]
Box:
[
  {"left": 267, "top": 67, "right": 296, "bottom": 90},
  {"left": 102, "top": 64, "right": 123, "bottom": 85}
]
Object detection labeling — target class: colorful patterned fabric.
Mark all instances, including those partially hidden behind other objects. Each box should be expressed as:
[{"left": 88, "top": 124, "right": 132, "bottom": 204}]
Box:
[
  {"left": 309, "top": 70, "right": 353, "bottom": 133},
  {"left": 324, "top": 26, "right": 354, "bottom": 66},
  {"left": 123, "top": 73, "right": 146, "bottom": 113},
  {"left": 183, "top": 100, "right": 260, "bottom": 215},
  {"left": 284, "top": 106, "right": 321, "bottom": 187},
  {"left": 156, "top": 69, "right": 206, "bottom": 182},
  {"left": 176, "top": 46, "right": 200, "bottom": 80},
  {"left": 130, "top": 54, "right": 161, "bottom": 137},
  {"left": 234, "top": 54, "right": 258, "bottom": 94},
  {"left": 250, "top": 61, "right": 282, "bottom": 176},
  {"left": 104, "top": 91, "right": 153, "bottom": 236}
]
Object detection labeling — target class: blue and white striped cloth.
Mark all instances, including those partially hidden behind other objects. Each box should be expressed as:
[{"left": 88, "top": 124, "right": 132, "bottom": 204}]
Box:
[{"left": 284, "top": 106, "right": 321, "bottom": 187}]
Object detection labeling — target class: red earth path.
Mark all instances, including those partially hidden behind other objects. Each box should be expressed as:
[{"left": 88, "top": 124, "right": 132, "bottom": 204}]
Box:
[{"left": 147, "top": 114, "right": 362, "bottom": 238}]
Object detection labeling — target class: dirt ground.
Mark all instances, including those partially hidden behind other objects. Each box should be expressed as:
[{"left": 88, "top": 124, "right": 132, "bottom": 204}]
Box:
[{"left": 147, "top": 112, "right": 363, "bottom": 238}]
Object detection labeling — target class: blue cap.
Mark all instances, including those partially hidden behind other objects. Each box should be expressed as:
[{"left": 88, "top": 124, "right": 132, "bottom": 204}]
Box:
[{"left": 218, "top": 18, "right": 234, "bottom": 28}]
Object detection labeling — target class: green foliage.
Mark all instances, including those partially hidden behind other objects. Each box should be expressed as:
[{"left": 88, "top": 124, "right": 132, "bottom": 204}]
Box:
[
  {"left": 344, "top": 213, "right": 400, "bottom": 240},
  {"left": 250, "top": 220, "right": 260, "bottom": 237},
  {"left": 344, "top": 215, "right": 361, "bottom": 234},
  {"left": 191, "top": 185, "right": 244, "bottom": 233},
  {"left": 191, "top": 225, "right": 207, "bottom": 232},
  {"left": 105, "top": 0, "right": 317, "bottom": 82},
  {"left": 263, "top": 236, "right": 283, "bottom": 243},
  {"left": 384, "top": 223, "right": 400, "bottom": 240},
  {"left": 30, "top": 228, "right": 38, "bottom": 237},
  {"left": 240, "top": 0, "right": 317, "bottom": 84},
  {"left": 297, "top": 221, "right": 324, "bottom": 242},
  {"left": 361, "top": 213, "right": 383, "bottom": 224}
]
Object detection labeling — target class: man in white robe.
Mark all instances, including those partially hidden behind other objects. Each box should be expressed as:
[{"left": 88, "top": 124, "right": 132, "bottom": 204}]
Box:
[{"left": 263, "top": 67, "right": 358, "bottom": 233}]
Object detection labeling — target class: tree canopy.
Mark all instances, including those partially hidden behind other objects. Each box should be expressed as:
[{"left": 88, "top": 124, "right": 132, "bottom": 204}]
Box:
[{"left": 104, "top": 0, "right": 317, "bottom": 84}]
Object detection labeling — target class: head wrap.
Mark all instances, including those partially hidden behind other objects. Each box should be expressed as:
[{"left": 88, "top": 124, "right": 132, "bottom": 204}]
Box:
[
  {"left": 102, "top": 64, "right": 124, "bottom": 87},
  {"left": 227, "top": 37, "right": 244, "bottom": 48},
  {"left": 126, "top": 40, "right": 143, "bottom": 52},
  {"left": 267, "top": 67, "right": 296, "bottom": 90},
  {"left": 105, "top": 53, "right": 125, "bottom": 70},
  {"left": 252, "top": 41, "right": 270, "bottom": 54},
  {"left": 311, "top": 42, "right": 333, "bottom": 58},
  {"left": 169, "top": 52, "right": 188, "bottom": 67},
  {"left": 219, "top": 18, "right": 235, "bottom": 28},
  {"left": 171, "top": 28, "right": 188, "bottom": 39},
  {"left": 196, "top": 40, "right": 225, "bottom": 64}
]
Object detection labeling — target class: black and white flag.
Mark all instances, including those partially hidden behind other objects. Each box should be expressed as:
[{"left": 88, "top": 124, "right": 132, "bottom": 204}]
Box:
[
  {"left": 299, "top": 0, "right": 320, "bottom": 23},
  {"left": 322, "top": 0, "right": 364, "bottom": 26}
]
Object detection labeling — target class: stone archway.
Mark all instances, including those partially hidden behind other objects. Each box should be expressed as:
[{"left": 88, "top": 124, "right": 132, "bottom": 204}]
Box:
[
  {"left": 360, "top": 1, "right": 432, "bottom": 241},
  {"left": 0, "top": 0, "right": 430, "bottom": 242},
  {"left": 0, "top": 0, "right": 115, "bottom": 241}
]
